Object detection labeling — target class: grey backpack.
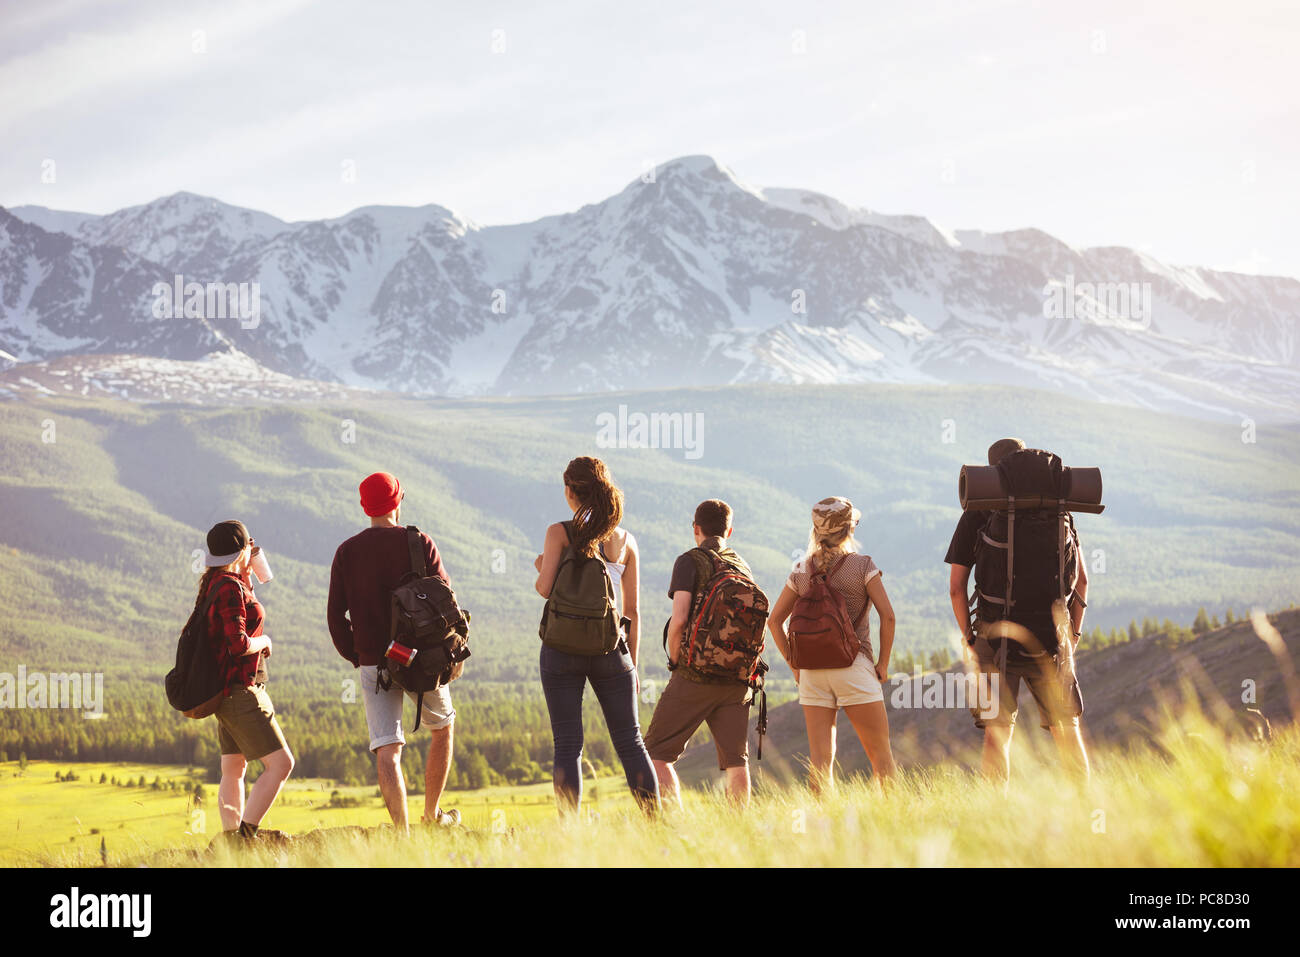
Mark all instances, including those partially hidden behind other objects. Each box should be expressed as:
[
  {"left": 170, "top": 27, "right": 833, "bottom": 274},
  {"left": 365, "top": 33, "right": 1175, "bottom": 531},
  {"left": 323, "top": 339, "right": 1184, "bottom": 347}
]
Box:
[{"left": 539, "top": 520, "right": 621, "bottom": 655}]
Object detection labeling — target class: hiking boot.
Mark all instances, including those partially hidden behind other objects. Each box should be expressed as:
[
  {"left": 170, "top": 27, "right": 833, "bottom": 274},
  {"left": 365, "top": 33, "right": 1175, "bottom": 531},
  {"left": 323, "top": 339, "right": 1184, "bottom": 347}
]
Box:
[
  {"left": 209, "top": 829, "right": 250, "bottom": 852},
  {"left": 252, "top": 828, "right": 292, "bottom": 846},
  {"left": 421, "top": 808, "right": 461, "bottom": 828}
]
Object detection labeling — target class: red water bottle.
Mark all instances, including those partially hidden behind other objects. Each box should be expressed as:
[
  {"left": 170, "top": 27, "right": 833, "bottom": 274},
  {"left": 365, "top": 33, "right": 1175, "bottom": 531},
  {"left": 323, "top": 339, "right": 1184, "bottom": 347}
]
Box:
[{"left": 385, "top": 641, "right": 418, "bottom": 666}]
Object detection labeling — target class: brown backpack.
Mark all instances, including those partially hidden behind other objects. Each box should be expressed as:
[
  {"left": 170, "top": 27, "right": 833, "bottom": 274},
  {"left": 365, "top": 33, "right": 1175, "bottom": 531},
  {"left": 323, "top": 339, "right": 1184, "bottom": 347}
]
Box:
[{"left": 787, "top": 554, "right": 866, "bottom": 670}]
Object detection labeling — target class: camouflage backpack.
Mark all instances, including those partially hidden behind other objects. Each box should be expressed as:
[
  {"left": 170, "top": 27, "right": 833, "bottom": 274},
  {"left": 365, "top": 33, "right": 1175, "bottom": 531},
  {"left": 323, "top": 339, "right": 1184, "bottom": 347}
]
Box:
[{"left": 675, "top": 546, "right": 769, "bottom": 682}]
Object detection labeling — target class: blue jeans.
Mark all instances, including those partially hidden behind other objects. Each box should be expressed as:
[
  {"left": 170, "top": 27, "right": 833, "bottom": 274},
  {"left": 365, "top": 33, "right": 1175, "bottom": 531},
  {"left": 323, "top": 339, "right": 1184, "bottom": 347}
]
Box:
[{"left": 539, "top": 643, "right": 659, "bottom": 813}]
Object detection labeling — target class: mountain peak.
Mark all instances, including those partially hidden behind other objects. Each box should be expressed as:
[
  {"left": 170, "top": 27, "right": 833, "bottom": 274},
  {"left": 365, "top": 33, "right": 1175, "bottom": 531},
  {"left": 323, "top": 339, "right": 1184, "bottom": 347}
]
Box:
[{"left": 644, "top": 155, "right": 757, "bottom": 193}]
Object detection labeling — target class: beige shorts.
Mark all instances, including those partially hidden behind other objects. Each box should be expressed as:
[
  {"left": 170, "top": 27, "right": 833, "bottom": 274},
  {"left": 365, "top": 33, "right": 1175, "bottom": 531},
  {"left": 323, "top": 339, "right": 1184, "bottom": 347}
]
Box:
[
  {"left": 359, "top": 664, "right": 455, "bottom": 752},
  {"left": 798, "top": 653, "right": 883, "bottom": 709}
]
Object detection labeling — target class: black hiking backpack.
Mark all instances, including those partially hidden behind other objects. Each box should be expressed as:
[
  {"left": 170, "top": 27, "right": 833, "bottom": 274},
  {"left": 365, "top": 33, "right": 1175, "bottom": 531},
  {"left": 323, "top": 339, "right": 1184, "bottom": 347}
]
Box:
[
  {"left": 972, "top": 449, "right": 1080, "bottom": 657},
  {"left": 377, "top": 526, "right": 471, "bottom": 731},
  {"left": 165, "top": 586, "right": 226, "bottom": 719}
]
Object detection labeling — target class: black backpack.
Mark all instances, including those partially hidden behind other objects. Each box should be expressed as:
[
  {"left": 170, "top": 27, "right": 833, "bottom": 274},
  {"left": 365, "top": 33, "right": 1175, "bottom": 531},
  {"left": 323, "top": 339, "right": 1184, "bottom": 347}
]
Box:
[
  {"left": 973, "top": 449, "right": 1079, "bottom": 657},
  {"left": 165, "top": 585, "right": 226, "bottom": 719},
  {"left": 376, "top": 526, "right": 471, "bottom": 731}
]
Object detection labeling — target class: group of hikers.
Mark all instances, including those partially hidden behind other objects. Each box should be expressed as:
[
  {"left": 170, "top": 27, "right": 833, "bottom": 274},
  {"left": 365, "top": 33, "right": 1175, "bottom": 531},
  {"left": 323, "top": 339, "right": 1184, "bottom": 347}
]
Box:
[{"left": 183, "top": 437, "right": 1092, "bottom": 842}]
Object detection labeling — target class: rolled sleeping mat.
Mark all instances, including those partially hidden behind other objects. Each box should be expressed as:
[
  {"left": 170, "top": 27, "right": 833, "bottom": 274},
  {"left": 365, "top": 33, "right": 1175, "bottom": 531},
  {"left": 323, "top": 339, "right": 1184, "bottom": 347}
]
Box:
[{"left": 959, "top": 464, "right": 1104, "bottom": 513}]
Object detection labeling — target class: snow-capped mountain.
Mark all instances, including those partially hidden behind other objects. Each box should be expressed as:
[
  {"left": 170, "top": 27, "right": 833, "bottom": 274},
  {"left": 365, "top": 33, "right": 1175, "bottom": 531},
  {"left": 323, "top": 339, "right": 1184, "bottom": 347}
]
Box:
[
  {"left": 0, "top": 207, "right": 230, "bottom": 361},
  {"left": 4, "top": 155, "right": 1298, "bottom": 420}
]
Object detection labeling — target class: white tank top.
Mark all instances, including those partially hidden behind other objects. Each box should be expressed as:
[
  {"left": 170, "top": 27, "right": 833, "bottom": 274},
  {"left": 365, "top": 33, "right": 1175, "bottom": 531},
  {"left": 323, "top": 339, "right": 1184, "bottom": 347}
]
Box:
[{"left": 599, "top": 538, "right": 625, "bottom": 616}]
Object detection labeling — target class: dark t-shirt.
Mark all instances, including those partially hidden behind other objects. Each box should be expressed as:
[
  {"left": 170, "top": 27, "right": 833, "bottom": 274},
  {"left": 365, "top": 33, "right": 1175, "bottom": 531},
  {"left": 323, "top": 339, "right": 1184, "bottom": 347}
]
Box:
[
  {"left": 667, "top": 552, "right": 699, "bottom": 599},
  {"left": 944, "top": 510, "right": 987, "bottom": 567}
]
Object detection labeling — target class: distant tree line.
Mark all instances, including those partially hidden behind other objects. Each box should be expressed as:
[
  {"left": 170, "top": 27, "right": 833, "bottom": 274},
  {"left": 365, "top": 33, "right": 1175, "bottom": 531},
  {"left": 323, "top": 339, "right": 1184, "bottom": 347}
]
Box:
[{"left": 0, "top": 606, "right": 1280, "bottom": 786}]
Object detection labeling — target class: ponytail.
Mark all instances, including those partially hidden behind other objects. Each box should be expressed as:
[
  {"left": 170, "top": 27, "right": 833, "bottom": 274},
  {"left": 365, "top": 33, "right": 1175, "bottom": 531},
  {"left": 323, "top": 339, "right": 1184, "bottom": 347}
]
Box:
[
  {"left": 564, "top": 456, "right": 623, "bottom": 558},
  {"left": 192, "top": 567, "right": 220, "bottom": 616}
]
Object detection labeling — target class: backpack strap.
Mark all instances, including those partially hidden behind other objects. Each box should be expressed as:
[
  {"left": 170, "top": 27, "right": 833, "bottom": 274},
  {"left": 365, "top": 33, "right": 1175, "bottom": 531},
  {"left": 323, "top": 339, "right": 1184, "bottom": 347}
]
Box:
[
  {"left": 1057, "top": 500, "right": 1068, "bottom": 602},
  {"left": 406, "top": 525, "right": 427, "bottom": 578},
  {"left": 686, "top": 546, "right": 719, "bottom": 624},
  {"left": 190, "top": 580, "right": 223, "bottom": 643},
  {"left": 998, "top": 497, "right": 1016, "bottom": 675},
  {"left": 412, "top": 692, "right": 424, "bottom": 733},
  {"left": 815, "top": 553, "right": 870, "bottom": 629}
]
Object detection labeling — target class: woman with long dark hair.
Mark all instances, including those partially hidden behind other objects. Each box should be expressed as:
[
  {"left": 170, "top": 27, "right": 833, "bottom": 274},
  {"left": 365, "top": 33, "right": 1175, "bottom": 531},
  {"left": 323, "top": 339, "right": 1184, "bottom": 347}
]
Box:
[
  {"left": 533, "top": 457, "right": 659, "bottom": 815},
  {"left": 198, "top": 520, "right": 294, "bottom": 842}
]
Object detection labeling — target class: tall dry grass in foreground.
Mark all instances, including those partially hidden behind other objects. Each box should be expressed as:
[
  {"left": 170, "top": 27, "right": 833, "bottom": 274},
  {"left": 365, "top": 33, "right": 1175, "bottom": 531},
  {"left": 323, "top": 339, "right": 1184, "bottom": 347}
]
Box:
[{"left": 87, "top": 707, "right": 1300, "bottom": 868}]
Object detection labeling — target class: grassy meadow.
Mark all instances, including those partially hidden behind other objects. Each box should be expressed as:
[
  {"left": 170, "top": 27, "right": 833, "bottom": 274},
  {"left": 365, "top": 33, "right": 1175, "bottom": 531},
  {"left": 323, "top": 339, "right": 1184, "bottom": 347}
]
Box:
[{"left": 6, "top": 705, "right": 1298, "bottom": 868}]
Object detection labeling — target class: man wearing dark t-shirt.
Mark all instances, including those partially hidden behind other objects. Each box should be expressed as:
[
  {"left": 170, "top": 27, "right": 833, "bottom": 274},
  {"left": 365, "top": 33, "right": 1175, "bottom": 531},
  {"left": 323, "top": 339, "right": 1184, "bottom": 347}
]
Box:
[
  {"left": 328, "top": 472, "right": 459, "bottom": 833},
  {"left": 644, "top": 499, "right": 755, "bottom": 810},
  {"left": 944, "top": 438, "right": 1090, "bottom": 783}
]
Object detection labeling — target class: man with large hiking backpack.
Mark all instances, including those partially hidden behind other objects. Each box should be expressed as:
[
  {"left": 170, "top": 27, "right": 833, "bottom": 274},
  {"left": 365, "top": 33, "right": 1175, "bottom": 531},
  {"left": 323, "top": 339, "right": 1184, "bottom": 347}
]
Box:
[
  {"left": 328, "top": 472, "right": 468, "bottom": 834},
  {"left": 645, "top": 500, "right": 769, "bottom": 809},
  {"left": 946, "top": 438, "right": 1092, "bottom": 783}
]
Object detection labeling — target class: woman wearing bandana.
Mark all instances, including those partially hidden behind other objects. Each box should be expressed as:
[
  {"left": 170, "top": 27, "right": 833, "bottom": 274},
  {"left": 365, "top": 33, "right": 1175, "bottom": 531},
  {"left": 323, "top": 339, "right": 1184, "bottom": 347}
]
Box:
[
  {"left": 197, "top": 519, "right": 294, "bottom": 843},
  {"left": 768, "top": 497, "right": 897, "bottom": 791}
]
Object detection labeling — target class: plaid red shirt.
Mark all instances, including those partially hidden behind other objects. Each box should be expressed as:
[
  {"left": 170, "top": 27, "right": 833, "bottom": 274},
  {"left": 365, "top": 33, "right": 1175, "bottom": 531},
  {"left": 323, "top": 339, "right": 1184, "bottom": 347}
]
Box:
[{"left": 204, "top": 572, "right": 265, "bottom": 696}]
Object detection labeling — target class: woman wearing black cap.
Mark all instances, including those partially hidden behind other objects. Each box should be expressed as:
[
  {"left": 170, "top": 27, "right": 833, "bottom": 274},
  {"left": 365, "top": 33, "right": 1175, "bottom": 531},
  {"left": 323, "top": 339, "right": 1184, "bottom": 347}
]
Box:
[{"left": 197, "top": 519, "right": 294, "bottom": 843}]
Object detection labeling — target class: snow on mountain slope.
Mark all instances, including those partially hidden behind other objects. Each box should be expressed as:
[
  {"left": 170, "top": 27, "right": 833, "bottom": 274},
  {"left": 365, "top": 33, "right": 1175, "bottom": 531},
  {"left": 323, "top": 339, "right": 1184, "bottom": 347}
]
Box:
[
  {"left": 3, "top": 156, "right": 1298, "bottom": 420},
  {"left": 0, "top": 208, "right": 230, "bottom": 362},
  {"left": 0, "top": 349, "right": 370, "bottom": 404},
  {"left": 8, "top": 205, "right": 102, "bottom": 238}
]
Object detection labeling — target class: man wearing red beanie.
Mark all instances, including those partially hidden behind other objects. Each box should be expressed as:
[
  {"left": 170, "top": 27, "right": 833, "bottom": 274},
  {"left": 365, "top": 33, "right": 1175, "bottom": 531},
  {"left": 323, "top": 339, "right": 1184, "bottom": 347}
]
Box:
[{"left": 328, "top": 471, "right": 460, "bottom": 833}]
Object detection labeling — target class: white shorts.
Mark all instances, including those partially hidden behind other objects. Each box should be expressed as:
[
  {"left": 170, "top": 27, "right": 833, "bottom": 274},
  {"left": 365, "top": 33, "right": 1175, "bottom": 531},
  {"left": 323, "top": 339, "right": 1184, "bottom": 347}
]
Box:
[
  {"left": 359, "top": 665, "right": 455, "bottom": 752},
  {"left": 798, "top": 654, "right": 884, "bottom": 709}
]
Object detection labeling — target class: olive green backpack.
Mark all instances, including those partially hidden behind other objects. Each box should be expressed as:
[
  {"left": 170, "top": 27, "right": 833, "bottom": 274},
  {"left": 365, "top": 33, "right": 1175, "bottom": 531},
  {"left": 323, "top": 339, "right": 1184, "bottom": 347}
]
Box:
[{"left": 539, "top": 521, "right": 621, "bottom": 655}]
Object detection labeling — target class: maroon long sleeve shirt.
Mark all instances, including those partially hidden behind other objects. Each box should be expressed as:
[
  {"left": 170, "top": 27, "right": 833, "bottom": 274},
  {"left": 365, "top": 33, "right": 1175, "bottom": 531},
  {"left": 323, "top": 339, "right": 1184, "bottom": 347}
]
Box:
[{"left": 327, "top": 526, "right": 448, "bottom": 667}]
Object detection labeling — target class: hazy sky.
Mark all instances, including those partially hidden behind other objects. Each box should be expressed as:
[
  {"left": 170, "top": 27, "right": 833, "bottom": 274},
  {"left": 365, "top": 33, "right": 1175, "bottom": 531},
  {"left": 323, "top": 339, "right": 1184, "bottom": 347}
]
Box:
[{"left": 3, "top": 0, "right": 1298, "bottom": 276}]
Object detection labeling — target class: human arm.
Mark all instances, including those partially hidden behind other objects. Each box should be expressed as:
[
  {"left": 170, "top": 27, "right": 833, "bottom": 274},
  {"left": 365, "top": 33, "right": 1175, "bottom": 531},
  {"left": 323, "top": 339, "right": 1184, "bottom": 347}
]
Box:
[
  {"left": 326, "top": 548, "right": 358, "bottom": 667},
  {"left": 665, "top": 590, "right": 692, "bottom": 665},
  {"left": 213, "top": 579, "right": 269, "bottom": 658},
  {"left": 1069, "top": 558, "right": 1089, "bottom": 644},
  {"left": 622, "top": 533, "right": 641, "bottom": 667},
  {"left": 534, "top": 522, "right": 568, "bottom": 598},
  {"left": 425, "top": 534, "right": 449, "bottom": 583},
  {"left": 867, "top": 574, "right": 896, "bottom": 681},
  {"left": 948, "top": 563, "right": 974, "bottom": 645},
  {"left": 243, "top": 635, "right": 271, "bottom": 656},
  {"left": 766, "top": 585, "right": 798, "bottom": 683}
]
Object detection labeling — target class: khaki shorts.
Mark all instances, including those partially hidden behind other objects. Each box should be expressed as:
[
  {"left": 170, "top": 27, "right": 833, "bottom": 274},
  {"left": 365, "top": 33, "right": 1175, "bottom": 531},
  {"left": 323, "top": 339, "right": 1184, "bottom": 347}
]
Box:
[
  {"left": 798, "top": 653, "right": 884, "bottom": 709},
  {"left": 216, "top": 685, "right": 289, "bottom": 760},
  {"left": 971, "top": 630, "right": 1083, "bottom": 730},
  {"left": 644, "top": 672, "right": 752, "bottom": 770}
]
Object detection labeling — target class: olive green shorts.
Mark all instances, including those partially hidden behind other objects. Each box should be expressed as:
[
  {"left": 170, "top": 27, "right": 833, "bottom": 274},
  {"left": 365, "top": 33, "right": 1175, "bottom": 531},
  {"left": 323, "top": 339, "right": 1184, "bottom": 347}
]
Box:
[{"left": 216, "top": 685, "right": 289, "bottom": 760}]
